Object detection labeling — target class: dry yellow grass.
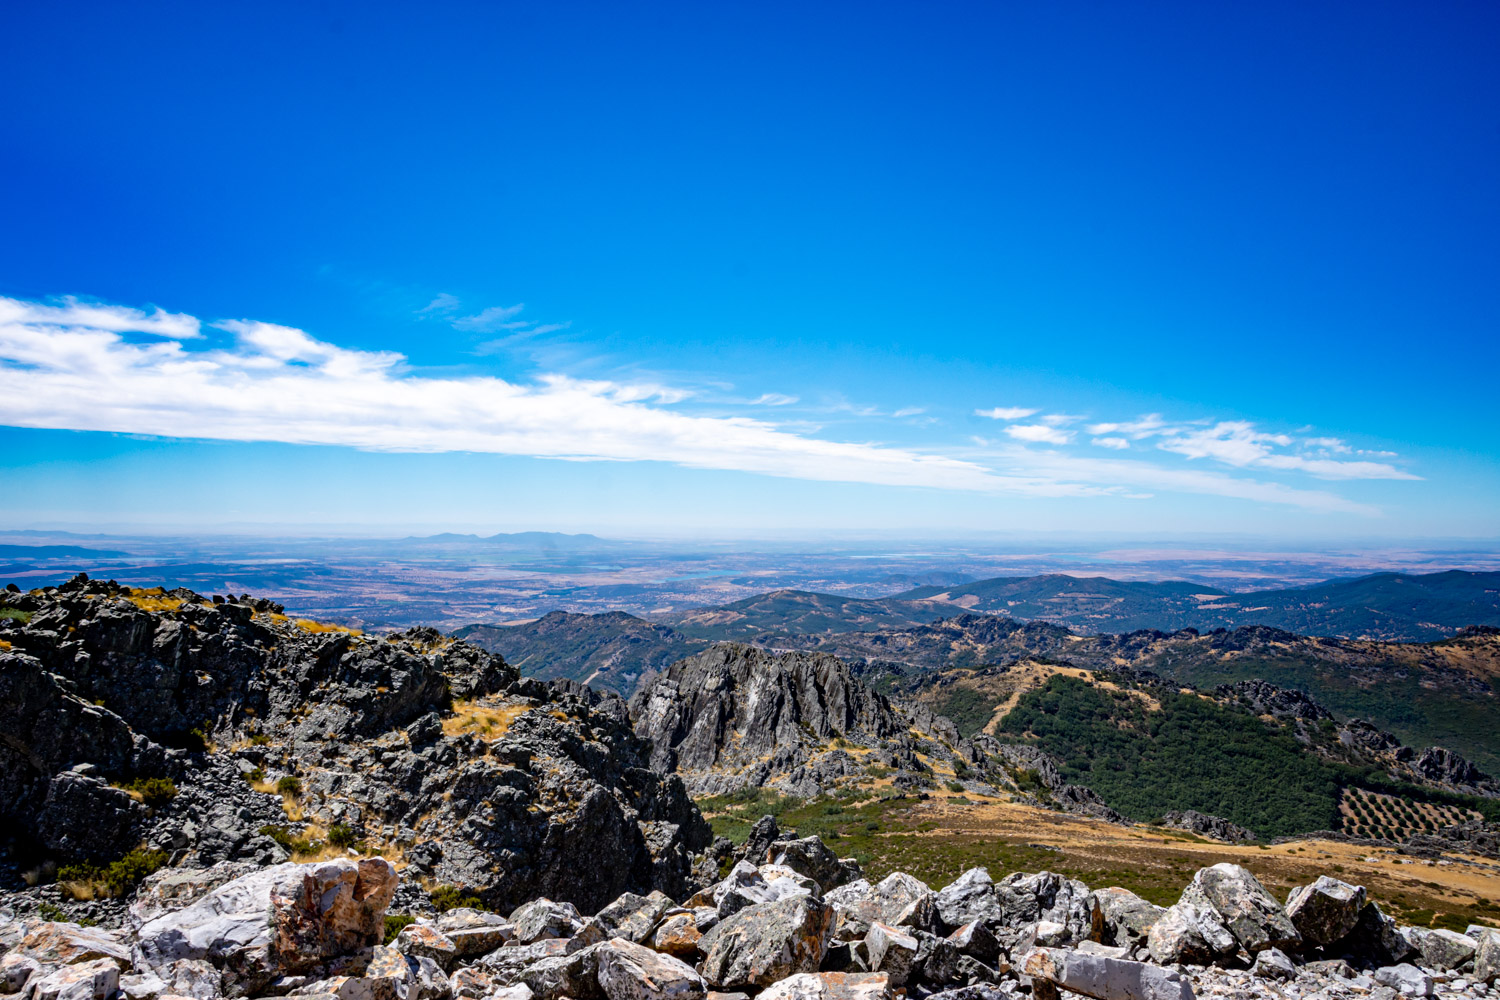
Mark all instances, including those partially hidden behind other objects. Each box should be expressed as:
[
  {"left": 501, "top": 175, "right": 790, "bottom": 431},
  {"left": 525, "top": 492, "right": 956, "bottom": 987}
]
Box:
[
  {"left": 295, "top": 618, "right": 361, "bottom": 635},
  {"left": 443, "top": 700, "right": 533, "bottom": 739},
  {"left": 0, "top": 638, "right": 10, "bottom": 650},
  {"left": 124, "top": 588, "right": 185, "bottom": 612}
]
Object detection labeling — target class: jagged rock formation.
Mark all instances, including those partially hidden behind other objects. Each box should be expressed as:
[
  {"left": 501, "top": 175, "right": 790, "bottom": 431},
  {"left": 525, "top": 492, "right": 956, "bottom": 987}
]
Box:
[
  {"left": 625, "top": 643, "right": 1123, "bottom": 820},
  {"left": 627, "top": 644, "right": 915, "bottom": 797},
  {"left": 1161, "top": 812, "right": 1256, "bottom": 844},
  {"left": 0, "top": 575, "right": 710, "bottom": 914}
]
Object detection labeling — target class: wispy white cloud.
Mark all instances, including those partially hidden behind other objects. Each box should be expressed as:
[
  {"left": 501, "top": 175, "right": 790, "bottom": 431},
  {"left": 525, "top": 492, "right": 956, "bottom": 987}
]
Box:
[
  {"left": 975, "top": 406, "right": 1037, "bottom": 420},
  {"left": 0, "top": 295, "right": 1097, "bottom": 499},
  {"left": 1005, "top": 423, "right": 1074, "bottom": 445},
  {"left": 452, "top": 304, "right": 526, "bottom": 332},
  {"left": 0, "top": 294, "right": 1417, "bottom": 513}
]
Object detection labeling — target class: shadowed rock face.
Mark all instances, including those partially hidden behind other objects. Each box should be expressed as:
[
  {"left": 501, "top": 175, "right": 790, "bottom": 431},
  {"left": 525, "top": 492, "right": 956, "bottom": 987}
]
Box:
[
  {"left": 0, "top": 575, "right": 711, "bottom": 913},
  {"left": 628, "top": 644, "right": 908, "bottom": 796}
]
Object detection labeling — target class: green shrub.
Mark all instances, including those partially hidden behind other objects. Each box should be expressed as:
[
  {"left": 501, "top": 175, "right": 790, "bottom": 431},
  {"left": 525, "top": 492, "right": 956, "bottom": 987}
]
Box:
[
  {"left": 58, "top": 848, "right": 168, "bottom": 898},
  {"left": 258, "top": 825, "right": 294, "bottom": 850},
  {"left": 946, "top": 780, "right": 965, "bottom": 793},
  {"left": 249, "top": 734, "right": 271, "bottom": 746},
  {"left": 328, "top": 823, "right": 358, "bottom": 848},
  {"left": 383, "top": 914, "right": 415, "bottom": 943},
  {"left": 276, "top": 776, "right": 302, "bottom": 796},
  {"left": 120, "top": 777, "right": 178, "bottom": 806},
  {"left": 245, "top": 767, "right": 265, "bottom": 783},
  {"left": 429, "top": 884, "right": 486, "bottom": 913}
]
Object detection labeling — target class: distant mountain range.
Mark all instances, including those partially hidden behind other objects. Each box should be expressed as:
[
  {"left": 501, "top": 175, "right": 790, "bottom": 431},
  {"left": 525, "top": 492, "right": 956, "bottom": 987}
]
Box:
[
  {"left": 892, "top": 569, "right": 1500, "bottom": 641},
  {"left": 452, "top": 569, "right": 1500, "bottom": 773}
]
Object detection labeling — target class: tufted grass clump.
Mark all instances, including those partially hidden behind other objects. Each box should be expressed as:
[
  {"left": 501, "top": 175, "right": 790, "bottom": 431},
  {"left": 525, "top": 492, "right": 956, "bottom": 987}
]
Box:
[{"left": 276, "top": 775, "right": 303, "bottom": 796}]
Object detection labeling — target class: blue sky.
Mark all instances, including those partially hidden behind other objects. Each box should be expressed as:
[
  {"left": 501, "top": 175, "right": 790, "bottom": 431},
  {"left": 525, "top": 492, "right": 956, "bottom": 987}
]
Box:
[{"left": 1, "top": 1, "right": 1497, "bottom": 538}]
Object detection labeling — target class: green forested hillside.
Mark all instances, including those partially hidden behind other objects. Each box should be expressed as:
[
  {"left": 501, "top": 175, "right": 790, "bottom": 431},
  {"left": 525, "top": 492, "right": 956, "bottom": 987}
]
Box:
[{"left": 998, "top": 675, "right": 1343, "bottom": 838}]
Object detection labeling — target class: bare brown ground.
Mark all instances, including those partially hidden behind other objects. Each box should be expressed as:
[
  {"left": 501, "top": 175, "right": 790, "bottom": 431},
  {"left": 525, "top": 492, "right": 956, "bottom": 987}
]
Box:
[{"left": 887, "top": 794, "right": 1500, "bottom": 926}]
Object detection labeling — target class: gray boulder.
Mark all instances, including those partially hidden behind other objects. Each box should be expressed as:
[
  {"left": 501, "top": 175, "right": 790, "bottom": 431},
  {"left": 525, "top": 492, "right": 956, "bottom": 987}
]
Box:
[
  {"left": 1374, "top": 964, "right": 1434, "bottom": 997},
  {"left": 135, "top": 857, "right": 398, "bottom": 997},
  {"left": 595, "top": 892, "right": 674, "bottom": 944},
  {"left": 771, "top": 838, "right": 861, "bottom": 893},
  {"left": 697, "top": 896, "right": 834, "bottom": 989},
  {"left": 1404, "top": 927, "right": 1477, "bottom": 972},
  {"left": 864, "top": 923, "right": 919, "bottom": 987},
  {"left": 594, "top": 938, "right": 705, "bottom": 1000},
  {"left": 1146, "top": 903, "right": 1237, "bottom": 966},
  {"left": 1251, "top": 948, "right": 1296, "bottom": 981},
  {"left": 1284, "top": 877, "right": 1366, "bottom": 948},
  {"left": 935, "top": 869, "right": 997, "bottom": 930},
  {"left": 510, "top": 899, "right": 585, "bottom": 945},
  {"left": 1094, "top": 888, "right": 1165, "bottom": 948},
  {"left": 1178, "top": 864, "right": 1299, "bottom": 954},
  {"left": 1475, "top": 929, "right": 1499, "bottom": 985},
  {"left": 1021, "top": 946, "right": 1194, "bottom": 1000}
]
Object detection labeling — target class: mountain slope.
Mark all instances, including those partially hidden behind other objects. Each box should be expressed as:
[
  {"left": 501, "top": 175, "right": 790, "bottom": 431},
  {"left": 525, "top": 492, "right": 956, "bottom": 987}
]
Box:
[
  {"left": 453, "top": 610, "right": 705, "bottom": 695},
  {"left": 660, "top": 588, "right": 969, "bottom": 639},
  {"left": 894, "top": 570, "right": 1500, "bottom": 640}
]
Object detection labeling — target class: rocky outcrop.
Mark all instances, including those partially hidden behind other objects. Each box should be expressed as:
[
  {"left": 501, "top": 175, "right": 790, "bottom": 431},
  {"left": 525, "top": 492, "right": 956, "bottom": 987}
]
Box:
[
  {"left": 0, "top": 576, "right": 710, "bottom": 914},
  {"left": 628, "top": 645, "right": 908, "bottom": 796},
  {"left": 1160, "top": 812, "right": 1255, "bottom": 845}
]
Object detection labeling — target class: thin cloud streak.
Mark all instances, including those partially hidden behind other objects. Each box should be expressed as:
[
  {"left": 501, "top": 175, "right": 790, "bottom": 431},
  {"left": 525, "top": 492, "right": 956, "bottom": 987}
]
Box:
[{"left": 0, "top": 296, "right": 1095, "bottom": 499}]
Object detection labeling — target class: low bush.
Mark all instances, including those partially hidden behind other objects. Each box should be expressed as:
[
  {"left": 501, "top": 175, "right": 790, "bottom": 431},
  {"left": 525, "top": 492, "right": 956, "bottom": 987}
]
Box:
[
  {"left": 430, "top": 884, "right": 486, "bottom": 913},
  {"left": 120, "top": 776, "right": 178, "bottom": 806},
  {"left": 276, "top": 776, "right": 302, "bottom": 796},
  {"left": 383, "top": 914, "right": 415, "bottom": 943}
]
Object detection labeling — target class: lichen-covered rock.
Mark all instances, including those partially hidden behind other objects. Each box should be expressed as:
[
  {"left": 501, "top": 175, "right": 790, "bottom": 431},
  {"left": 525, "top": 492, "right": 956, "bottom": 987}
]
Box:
[
  {"left": 394, "top": 925, "right": 458, "bottom": 970},
  {"left": 1146, "top": 904, "right": 1236, "bottom": 966},
  {"left": 697, "top": 897, "right": 834, "bottom": 989},
  {"left": 130, "top": 862, "right": 264, "bottom": 928},
  {"left": 1094, "top": 888, "right": 1165, "bottom": 948},
  {"left": 433, "top": 910, "right": 514, "bottom": 958},
  {"left": 1404, "top": 927, "right": 1477, "bottom": 972},
  {"left": 1021, "top": 946, "right": 1194, "bottom": 1000},
  {"left": 756, "top": 972, "right": 892, "bottom": 1000},
  {"left": 594, "top": 938, "right": 705, "bottom": 1000},
  {"left": 1177, "top": 864, "right": 1299, "bottom": 954},
  {"left": 1284, "top": 877, "right": 1366, "bottom": 948},
  {"left": 1475, "top": 929, "right": 1500, "bottom": 985},
  {"left": 0, "top": 953, "right": 41, "bottom": 994},
  {"left": 596, "top": 892, "right": 675, "bottom": 944},
  {"left": 29, "top": 959, "right": 121, "bottom": 1000},
  {"left": 158, "top": 959, "right": 223, "bottom": 1000},
  {"left": 510, "top": 899, "right": 585, "bottom": 945},
  {"left": 651, "top": 914, "right": 704, "bottom": 959},
  {"left": 135, "top": 857, "right": 398, "bottom": 997},
  {"left": 19, "top": 923, "right": 132, "bottom": 967},
  {"left": 864, "top": 923, "right": 918, "bottom": 988}
]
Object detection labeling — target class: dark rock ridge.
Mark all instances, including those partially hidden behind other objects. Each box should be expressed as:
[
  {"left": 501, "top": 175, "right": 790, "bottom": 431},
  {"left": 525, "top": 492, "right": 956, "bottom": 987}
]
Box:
[
  {"left": 0, "top": 575, "right": 710, "bottom": 913},
  {"left": 626, "top": 643, "right": 1124, "bottom": 821}
]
